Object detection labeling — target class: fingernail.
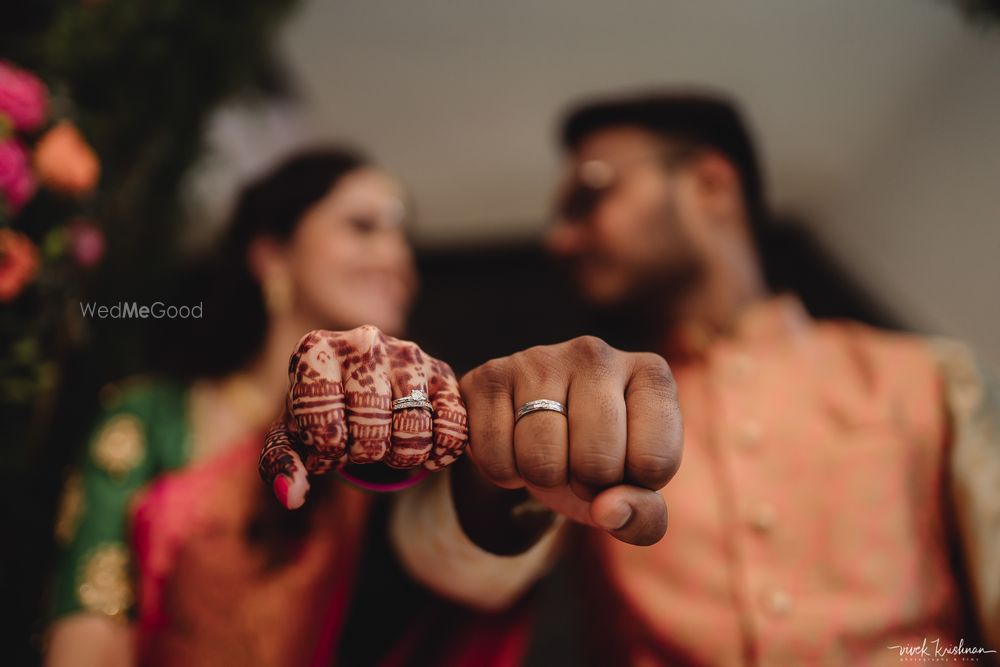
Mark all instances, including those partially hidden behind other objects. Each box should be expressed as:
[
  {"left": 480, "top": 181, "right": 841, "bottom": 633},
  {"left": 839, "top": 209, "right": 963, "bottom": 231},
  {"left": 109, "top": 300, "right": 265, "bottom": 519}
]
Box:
[
  {"left": 273, "top": 475, "right": 291, "bottom": 509},
  {"left": 271, "top": 475, "right": 295, "bottom": 509},
  {"left": 599, "top": 500, "right": 633, "bottom": 531}
]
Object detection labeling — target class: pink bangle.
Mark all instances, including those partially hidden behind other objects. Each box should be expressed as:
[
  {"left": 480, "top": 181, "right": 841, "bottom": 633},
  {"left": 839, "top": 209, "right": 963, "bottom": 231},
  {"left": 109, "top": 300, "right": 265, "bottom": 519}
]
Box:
[{"left": 336, "top": 466, "right": 430, "bottom": 493}]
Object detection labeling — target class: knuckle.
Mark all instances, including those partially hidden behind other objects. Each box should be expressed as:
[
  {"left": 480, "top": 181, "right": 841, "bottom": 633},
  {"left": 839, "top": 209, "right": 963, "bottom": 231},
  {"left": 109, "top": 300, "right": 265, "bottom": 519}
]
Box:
[
  {"left": 428, "top": 358, "right": 459, "bottom": 388},
  {"left": 393, "top": 339, "right": 425, "bottom": 367},
  {"left": 518, "top": 455, "right": 566, "bottom": 488},
  {"left": 628, "top": 448, "right": 681, "bottom": 488},
  {"left": 474, "top": 453, "right": 518, "bottom": 486},
  {"left": 462, "top": 358, "right": 511, "bottom": 397},
  {"left": 442, "top": 361, "right": 458, "bottom": 378},
  {"left": 572, "top": 451, "right": 623, "bottom": 487},
  {"left": 630, "top": 353, "right": 676, "bottom": 398},
  {"left": 395, "top": 338, "right": 417, "bottom": 352},
  {"left": 510, "top": 344, "right": 573, "bottom": 385},
  {"left": 512, "top": 343, "right": 554, "bottom": 362},
  {"left": 430, "top": 356, "right": 454, "bottom": 376},
  {"left": 567, "top": 335, "right": 616, "bottom": 368},
  {"left": 511, "top": 352, "right": 558, "bottom": 385},
  {"left": 350, "top": 324, "right": 385, "bottom": 350},
  {"left": 294, "top": 329, "right": 323, "bottom": 351}
]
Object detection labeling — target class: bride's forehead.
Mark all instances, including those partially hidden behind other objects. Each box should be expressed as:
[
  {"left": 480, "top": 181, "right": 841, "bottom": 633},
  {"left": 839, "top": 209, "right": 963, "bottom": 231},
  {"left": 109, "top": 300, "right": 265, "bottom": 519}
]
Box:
[
  {"left": 341, "top": 166, "right": 401, "bottom": 191},
  {"left": 329, "top": 169, "right": 406, "bottom": 208}
]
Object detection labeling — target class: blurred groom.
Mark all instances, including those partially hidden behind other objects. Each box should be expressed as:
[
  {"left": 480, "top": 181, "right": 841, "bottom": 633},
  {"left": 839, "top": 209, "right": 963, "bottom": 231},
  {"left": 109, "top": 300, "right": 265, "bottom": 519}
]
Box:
[{"left": 543, "top": 90, "right": 1000, "bottom": 665}]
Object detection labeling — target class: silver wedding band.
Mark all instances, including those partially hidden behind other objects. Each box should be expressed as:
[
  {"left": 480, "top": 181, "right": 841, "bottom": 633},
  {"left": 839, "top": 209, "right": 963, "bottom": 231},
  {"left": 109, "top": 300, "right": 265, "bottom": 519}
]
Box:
[
  {"left": 392, "top": 389, "right": 434, "bottom": 414},
  {"left": 515, "top": 399, "right": 567, "bottom": 423}
]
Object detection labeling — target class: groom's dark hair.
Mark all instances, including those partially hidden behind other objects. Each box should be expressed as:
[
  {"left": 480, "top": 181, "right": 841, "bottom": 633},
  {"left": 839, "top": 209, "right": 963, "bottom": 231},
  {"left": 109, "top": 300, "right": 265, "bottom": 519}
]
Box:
[{"left": 560, "top": 89, "right": 768, "bottom": 251}]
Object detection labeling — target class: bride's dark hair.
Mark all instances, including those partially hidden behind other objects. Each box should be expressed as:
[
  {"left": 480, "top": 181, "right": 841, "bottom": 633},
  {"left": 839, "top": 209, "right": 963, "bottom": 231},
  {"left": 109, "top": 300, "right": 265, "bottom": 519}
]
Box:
[{"left": 154, "top": 146, "right": 368, "bottom": 380}]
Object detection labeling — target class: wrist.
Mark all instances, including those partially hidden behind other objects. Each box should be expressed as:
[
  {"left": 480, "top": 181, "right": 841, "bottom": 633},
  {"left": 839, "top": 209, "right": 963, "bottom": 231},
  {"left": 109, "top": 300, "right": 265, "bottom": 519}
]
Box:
[{"left": 450, "top": 454, "right": 556, "bottom": 555}]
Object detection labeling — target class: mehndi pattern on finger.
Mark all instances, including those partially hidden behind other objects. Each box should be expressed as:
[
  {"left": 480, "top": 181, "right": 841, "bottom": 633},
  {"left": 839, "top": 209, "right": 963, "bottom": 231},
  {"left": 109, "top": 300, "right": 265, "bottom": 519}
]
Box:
[
  {"left": 425, "top": 358, "right": 470, "bottom": 470},
  {"left": 264, "top": 326, "right": 471, "bottom": 501},
  {"left": 259, "top": 418, "right": 304, "bottom": 481},
  {"left": 289, "top": 331, "right": 349, "bottom": 471},
  {"left": 339, "top": 330, "right": 394, "bottom": 463},
  {"left": 387, "top": 345, "right": 434, "bottom": 467}
]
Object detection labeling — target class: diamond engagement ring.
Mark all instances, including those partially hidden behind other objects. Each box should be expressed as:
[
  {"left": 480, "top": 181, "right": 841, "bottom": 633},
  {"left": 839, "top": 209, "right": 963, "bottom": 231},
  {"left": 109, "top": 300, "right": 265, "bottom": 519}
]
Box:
[
  {"left": 515, "top": 399, "right": 567, "bottom": 423},
  {"left": 392, "top": 389, "right": 434, "bottom": 414}
]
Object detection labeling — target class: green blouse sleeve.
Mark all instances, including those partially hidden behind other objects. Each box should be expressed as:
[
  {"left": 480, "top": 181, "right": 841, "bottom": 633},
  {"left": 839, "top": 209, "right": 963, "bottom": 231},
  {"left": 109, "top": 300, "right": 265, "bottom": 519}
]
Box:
[{"left": 50, "top": 379, "right": 188, "bottom": 622}]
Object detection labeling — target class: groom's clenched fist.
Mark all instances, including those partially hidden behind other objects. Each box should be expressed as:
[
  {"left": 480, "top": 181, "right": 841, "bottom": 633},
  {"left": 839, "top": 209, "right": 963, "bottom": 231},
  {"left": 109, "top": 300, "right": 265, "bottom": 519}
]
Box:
[{"left": 459, "top": 336, "right": 683, "bottom": 546}]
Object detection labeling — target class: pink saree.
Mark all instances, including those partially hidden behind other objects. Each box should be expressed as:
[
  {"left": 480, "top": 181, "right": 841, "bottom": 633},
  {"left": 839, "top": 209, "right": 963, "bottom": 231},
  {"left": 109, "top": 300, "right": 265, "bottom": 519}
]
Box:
[
  {"left": 130, "top": 435, "right": 371, "bottom": 666},
  {"left": 129, "top": 434, "right": 534, "bottom": 666}
]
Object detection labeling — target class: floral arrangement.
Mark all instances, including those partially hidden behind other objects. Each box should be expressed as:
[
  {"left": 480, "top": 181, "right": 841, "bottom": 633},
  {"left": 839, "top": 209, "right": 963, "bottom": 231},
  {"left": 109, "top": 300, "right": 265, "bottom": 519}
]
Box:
[
  {"left": 0, "top": 59, "right": 103, "bottom": 403},
  {"left": 3, "top": 3, "right": 302, "bottom": 663},
  {"left": 0, "top": 0, "right": 302, "bottom": 414}
]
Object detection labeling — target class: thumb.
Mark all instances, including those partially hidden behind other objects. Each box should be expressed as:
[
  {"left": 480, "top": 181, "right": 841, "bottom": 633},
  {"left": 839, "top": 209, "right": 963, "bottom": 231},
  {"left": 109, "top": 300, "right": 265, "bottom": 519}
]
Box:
[
  {"left": 590, "top": 485, "right": 668, "bottom": 546},
  {"left": 260, "top": 415, "right": 310, "bottom": 510}
]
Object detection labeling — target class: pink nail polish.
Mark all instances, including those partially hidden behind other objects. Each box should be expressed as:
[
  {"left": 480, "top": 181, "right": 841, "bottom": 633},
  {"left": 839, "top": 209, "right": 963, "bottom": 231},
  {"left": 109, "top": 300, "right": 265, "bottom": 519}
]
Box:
[{"left": 273, "top": 475, "right": 290, "bottom": 508}]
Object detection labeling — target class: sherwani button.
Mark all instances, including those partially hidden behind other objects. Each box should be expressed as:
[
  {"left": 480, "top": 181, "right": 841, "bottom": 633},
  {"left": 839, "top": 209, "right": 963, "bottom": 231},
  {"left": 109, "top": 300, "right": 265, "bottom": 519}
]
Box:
[
  {"left": 762, "top": 588, "right": 793, "bottom": 616},
  {"left": 749, "top": 502, "right": 776, "bottom": 532},
  {"left": 739, "top": 420, "right": 762, "bottom": 450}
]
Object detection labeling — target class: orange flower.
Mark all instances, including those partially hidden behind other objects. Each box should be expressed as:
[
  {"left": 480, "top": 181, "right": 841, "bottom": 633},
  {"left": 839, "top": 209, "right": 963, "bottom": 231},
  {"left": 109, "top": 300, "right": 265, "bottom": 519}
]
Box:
[
  {"left": 33, "top": 121, "right": 100, "bottom": 196},
  {"left": 0, "top": 228, "right": 39, "bottom": 301}
]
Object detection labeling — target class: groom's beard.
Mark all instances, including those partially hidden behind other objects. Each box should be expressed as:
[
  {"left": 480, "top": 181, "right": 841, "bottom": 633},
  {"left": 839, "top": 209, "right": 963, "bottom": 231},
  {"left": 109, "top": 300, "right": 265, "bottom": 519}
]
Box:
[
  {"left": 579, "top": 208, "right": 707, "bottom": 350},
  {"left": 583, "top": 253, "right": 705, "bottom": 353}
]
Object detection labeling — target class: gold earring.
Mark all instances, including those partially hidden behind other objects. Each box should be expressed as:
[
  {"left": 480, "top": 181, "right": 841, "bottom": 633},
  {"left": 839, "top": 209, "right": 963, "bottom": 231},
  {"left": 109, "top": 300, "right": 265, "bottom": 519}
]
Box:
[{"left": 263, "top": 275, "right": 293, "bottom": 316}]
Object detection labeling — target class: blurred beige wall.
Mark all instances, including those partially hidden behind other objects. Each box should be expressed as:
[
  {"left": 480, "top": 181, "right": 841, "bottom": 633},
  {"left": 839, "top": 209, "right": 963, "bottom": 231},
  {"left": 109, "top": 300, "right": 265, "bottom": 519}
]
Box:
[{"left": 196, "top": 0, "right": 1000, "bottom": 369}]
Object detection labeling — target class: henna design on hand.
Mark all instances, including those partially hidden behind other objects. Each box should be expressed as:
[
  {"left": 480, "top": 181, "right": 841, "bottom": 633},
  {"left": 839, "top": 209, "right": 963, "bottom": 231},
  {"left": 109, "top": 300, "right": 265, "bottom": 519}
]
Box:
[
  {"left": 258, "top": 326, "right": 469, "bottom": 508},
  {"left": 426, "top": 358, "right": 469, "bottom": 470}
]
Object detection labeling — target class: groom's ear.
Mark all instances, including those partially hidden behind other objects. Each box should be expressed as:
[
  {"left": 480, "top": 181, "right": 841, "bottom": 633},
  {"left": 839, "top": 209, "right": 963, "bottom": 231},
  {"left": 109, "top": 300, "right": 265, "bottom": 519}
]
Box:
[{"left": 687, "top": 150, "right": 744, "bottom": 231}]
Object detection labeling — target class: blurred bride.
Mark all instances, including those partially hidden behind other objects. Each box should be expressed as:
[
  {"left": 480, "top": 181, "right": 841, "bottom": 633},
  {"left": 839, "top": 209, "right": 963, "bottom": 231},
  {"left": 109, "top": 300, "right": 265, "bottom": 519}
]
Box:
[{"left": 45, "top": 148, "right": 547, "bottom": 666}]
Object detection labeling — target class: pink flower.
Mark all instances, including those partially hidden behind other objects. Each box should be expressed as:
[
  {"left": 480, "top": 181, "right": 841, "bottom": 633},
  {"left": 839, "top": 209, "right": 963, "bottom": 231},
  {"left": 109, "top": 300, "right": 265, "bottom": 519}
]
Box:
[
  {"left": 0, "top": 229, "right": 39, "bottom": 301},
  {"left": 0, "top": 138, "right": 36, "bottom": 215},
  {"left": 0, "top": 61, "right": 48, "bottom": 132},
  {"left": 68, "top": 218, "right": 105, "bottom": 268}
]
